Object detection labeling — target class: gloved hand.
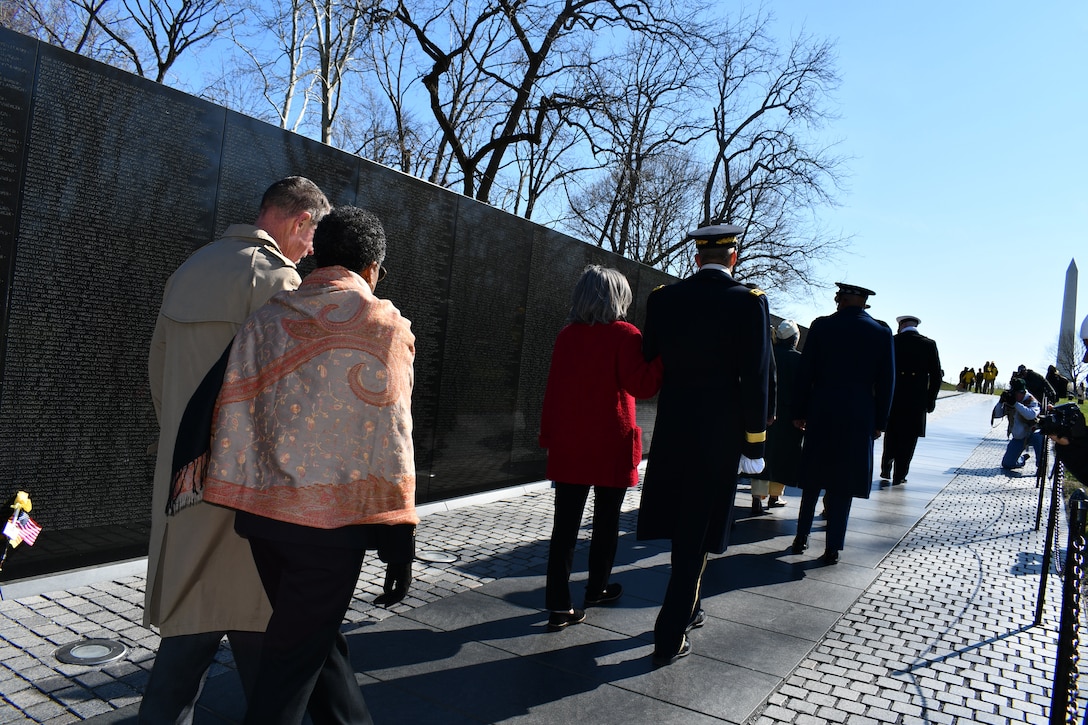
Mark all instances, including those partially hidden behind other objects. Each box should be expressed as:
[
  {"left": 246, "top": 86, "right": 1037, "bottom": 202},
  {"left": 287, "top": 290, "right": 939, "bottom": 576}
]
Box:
[
  {"left": 739, "top": 455, "right": 765, "bottom": 474},
  {"left": 374, "top": 561, "right": 412, "bottom": 607}
]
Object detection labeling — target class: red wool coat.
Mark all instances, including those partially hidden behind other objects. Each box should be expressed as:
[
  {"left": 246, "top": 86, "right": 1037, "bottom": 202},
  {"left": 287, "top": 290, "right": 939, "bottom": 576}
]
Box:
[{"left": 539, "top": 321, "right": 663, "bottom": 488}]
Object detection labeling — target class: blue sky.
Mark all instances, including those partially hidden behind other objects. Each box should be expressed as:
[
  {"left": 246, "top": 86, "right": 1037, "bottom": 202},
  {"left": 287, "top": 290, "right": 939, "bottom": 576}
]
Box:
[{"left": 764, "top": 1, "right": 1088, "bottom": 385}]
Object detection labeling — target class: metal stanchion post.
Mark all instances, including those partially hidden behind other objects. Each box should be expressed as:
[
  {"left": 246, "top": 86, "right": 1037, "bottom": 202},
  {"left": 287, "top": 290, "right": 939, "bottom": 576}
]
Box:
[{"left": 1039, "top": 439, "right": 1053, "bottom": 530}]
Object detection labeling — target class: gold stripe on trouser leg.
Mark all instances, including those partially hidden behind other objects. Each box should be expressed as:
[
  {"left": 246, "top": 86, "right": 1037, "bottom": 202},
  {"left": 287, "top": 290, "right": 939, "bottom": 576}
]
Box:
[{"left": 690, "top": 553, "right": 709, "bottom": 621}]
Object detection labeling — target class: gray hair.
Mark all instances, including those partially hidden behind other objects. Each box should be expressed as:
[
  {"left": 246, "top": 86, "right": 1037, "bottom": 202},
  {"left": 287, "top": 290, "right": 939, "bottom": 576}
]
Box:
[
  {"left": 567, "top": 265, "right": 633, "bottom": 324},
  {"left": 259, "top": 176, "right": 332, "bottom": 224}
]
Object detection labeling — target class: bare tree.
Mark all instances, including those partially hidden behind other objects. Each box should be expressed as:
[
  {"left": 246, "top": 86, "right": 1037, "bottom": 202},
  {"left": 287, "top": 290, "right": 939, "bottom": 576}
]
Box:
[
  {"left": 1053, "top": 330, "right": 1087, "bottom": 388},
  {"left": 566, "top": 150, "right": 705, "bottom": 269},
  {"left": 352, "top": 17, "right": 436, "bottom": 175},
  {"left": 387, "top": 0, "right": 687, "bottom": 204},
  {"left": 3, "top": 0, "right": 127, "bottom": 65},
  {"left": 8, "top": 0, "right": 239, "bottom": 83},
  {"left": 562, "top": 29, "right": 710, "bottom": 265},
  {"left": 12, "top": 0, "right": 850, "bottom": 297},
  {"left": 0, "top": 0, "right": 34, "bottom": 32},
  {"left": 510, "top": 111, "right": 591, "bottom": 220},
  {"left": 206, "top": 0, "right": 377, "bottom": 143},
  {"left": 376, "top": 0, "right": 508, "bottom": 190},
  {"left": 116, "top": 0, "right": 243, "bottom": 82},
  {"left": 697, "top": 11, "right": 848, "bottom": 294},
  {"left": 308, "top": 0, "right": 377, "bottom": 144},
  {"left": 202, "top": 0, "right": 319, "bottom": 132}
]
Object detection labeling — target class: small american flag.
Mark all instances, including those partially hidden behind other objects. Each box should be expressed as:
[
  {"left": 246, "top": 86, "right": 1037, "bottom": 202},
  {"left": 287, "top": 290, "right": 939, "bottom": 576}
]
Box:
[{"left": 11, "top": 510, "right": 41, "bottom": 546}]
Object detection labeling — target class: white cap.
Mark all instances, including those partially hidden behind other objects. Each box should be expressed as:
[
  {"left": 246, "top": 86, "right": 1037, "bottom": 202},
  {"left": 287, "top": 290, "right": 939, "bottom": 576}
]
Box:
[
  {"left": 896, "top": 315, "right": 921, "bottom": 326},
  {"left": 775, "top": 319, "right": 799, "bottom": 340}
]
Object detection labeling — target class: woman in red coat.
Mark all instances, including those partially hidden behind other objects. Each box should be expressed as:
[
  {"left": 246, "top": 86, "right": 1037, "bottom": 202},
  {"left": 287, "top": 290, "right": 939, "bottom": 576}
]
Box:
[{"left": 539, "top": 265, "right": 663, "bottom": 630}]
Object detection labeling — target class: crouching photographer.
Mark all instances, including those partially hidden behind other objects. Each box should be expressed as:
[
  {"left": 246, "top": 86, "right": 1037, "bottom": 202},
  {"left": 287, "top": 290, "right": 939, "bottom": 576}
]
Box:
[
  {"left": 1040, "top": 402, "right": 1088, "bottom": 484},
  {"left": 994, "top": 377, "right": 1043, "bottom": 473}
]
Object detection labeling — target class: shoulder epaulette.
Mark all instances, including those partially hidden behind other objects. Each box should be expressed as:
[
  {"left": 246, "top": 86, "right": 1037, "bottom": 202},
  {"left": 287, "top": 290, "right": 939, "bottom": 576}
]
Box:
[
  {"left": 651, "top": 284, "right": 665, "bottom": 293},
  {"left": 748, "top": 287, "right": 765, "bottom": 297}
]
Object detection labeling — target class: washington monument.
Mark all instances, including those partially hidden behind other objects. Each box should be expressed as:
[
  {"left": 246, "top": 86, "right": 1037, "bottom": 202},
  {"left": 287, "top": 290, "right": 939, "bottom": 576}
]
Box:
[{"left": 1058, "top": 258, "right": 1078, "bottom": 378}]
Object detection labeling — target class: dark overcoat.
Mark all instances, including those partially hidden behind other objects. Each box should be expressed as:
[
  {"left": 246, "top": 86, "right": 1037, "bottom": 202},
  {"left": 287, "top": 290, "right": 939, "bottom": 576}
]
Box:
[
  {"left": 636, "top": 268, "right": 770, "bottom": 554},
  {"left": 885, "top": 330, "right": 941, "bottom": 438},
  {"left": 793, "top": 307, "right": 894, "bottom": 499},
  {"left": 753, "top": 341, "right": 804, "bottom": 486}
]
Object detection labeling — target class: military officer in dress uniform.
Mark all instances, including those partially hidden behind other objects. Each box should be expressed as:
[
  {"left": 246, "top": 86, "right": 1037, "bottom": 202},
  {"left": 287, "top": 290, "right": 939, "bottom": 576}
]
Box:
[
  {"left": 880, "top": 315, "right": 942, "bottom": 485},
  {"left": 637, "top": 223, "right": 771, "bottom": 666},
  {"left": 790, "top": 283, "right": 894, "bottom": 564}
]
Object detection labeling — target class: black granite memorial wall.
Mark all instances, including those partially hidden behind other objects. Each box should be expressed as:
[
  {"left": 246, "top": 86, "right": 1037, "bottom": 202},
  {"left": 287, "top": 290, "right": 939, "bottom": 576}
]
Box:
[{"left": 0, "top": 28, "right": 691, "bottom": 578}]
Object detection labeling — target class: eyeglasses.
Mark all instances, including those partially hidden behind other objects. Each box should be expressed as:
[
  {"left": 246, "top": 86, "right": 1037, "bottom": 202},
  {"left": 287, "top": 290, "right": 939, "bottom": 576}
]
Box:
[{"left": 377, "top": 265, "right": 387, "bottom": 282}]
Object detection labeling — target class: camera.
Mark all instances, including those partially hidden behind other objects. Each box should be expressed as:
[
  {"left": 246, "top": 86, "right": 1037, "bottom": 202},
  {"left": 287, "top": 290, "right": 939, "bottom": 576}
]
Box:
[
  {"left": 1038, "top": 402, "right": 1087, "bottom": 440},
  {"left": 999, "top": 390, "right": 1016, "bottom": 406}
]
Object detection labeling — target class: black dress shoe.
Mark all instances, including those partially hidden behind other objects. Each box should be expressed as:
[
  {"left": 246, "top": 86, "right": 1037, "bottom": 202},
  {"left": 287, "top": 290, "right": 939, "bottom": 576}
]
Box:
[
  {"left": 892, "top": 478, "right": 906, "bottom": 485},
  {"left": 790, "top": 536, "right": 808, "bottom": 554},
  {"left": 584, "top": 582, "right": 623, "bottom": 608},
  {"left": 751, "top": 497, "right": 765, "bottom": 515},
  {"left": 879, "top": 470, "right": 891, "bottom": 480},
  {"left": 767, "top": 497, "right": 787, "bottom": 508},
  {"left": 686, "top": 609, "right": 707, "bottom": 632},
  {"left": 652, "top": 636, "right": 691, "bottom": 667},
  {"left": 818, "top": 550, "right": 839, "bottom": 565},
  {"left": 547, "top": 609, "right": 586, "bottom": 631}
]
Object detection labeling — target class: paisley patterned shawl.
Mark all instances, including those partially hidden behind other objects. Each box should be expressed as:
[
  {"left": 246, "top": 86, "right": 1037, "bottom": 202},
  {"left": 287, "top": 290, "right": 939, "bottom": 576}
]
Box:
[{"left": 202, "top": 266, "right": 419, "bottom": 529}]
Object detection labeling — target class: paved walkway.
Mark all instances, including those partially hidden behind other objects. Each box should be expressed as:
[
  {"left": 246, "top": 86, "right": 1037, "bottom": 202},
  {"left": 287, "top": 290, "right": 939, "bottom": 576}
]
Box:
[{"left": 0, "top": 392, "right": 1082, "bottom": 723}]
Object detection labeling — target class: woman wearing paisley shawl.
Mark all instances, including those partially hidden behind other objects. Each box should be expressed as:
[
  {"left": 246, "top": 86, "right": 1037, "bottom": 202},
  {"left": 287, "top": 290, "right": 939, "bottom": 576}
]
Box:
[{"left": 201, "top": 206, "right": 416, "bottom": 725}]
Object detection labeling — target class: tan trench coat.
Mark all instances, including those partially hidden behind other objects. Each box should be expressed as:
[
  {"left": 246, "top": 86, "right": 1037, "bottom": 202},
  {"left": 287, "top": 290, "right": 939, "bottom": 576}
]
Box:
[{"left": 145, "top": 224, "right": 300, "bottom": 636}]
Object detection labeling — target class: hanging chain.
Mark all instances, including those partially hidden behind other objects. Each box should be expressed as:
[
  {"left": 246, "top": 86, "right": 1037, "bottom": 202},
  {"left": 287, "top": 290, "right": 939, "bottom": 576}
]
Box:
[
  {"left": 1056, "top": 461, "right": 1068, "bottom": 579},
  {"left": 1061, "top": 464, "right": 1083, "bottom": 725},
  {"left": 1064, "top": 530, "right": 1083, "bottom": 725}
]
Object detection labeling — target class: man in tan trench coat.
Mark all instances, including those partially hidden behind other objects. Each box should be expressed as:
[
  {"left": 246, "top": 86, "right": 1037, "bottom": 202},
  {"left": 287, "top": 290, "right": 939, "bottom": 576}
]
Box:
[{"left": 140, "top": 177, "right": 330, "bottom": 723}]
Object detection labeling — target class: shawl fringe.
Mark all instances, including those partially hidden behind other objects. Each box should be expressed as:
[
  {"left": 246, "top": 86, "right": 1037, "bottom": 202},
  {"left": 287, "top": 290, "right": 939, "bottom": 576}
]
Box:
[{"left": 167, "top": 451, "right": 209, "bottom": 516}]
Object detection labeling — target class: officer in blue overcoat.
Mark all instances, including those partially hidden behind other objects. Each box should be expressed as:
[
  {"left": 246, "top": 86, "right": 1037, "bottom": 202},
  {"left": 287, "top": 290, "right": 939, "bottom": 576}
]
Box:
[
  {"left": 637, "top": 223, "right": 771, "bottom": 665},
  {"left": 790, "top": 283, "right": 894, "bottom": 564}
]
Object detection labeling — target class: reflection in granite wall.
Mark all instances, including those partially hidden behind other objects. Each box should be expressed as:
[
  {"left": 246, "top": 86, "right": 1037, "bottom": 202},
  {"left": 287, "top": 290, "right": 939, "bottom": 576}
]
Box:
[{"left": 0, "top": 27, "right": 691, "bottom": 575}]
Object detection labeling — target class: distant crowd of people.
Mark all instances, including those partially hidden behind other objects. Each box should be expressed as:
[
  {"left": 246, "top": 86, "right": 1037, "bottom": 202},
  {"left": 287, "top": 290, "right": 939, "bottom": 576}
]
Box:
[
  {"left": 957, "top": 362, "right": 999, "bottom": 393},
  {"left": 956, "top": 362, "right": 1085, "bottom": 403}
]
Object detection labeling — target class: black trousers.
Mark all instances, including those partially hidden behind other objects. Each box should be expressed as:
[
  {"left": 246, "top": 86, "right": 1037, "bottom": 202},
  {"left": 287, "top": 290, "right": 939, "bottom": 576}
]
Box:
[
  {"left": 652, "top": 485, "right": 726, "bottom": 657},
  {"left": 138, "top": 629, "right": 263, "bottom": 724},
  {"left": 545, "top": 483, "right": 627, "bottom": 611},
  {"left": 244, "top": 537, "right": 373, "bottom": 725},
  {"left": 881, "top": 430, "right": 919, "bottom": 483},
  {"left": 796, "top": 487, "right": 853, "bottom": 553}
]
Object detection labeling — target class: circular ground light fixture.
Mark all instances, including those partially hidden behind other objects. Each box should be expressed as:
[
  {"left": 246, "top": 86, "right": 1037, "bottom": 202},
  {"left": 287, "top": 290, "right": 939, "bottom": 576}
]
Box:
[
  {"left": 416, "top": 550, "right": 459, "bottom": 563},
  {"left": 54, "top": 639, "right": 128, "bottom": 666}
]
